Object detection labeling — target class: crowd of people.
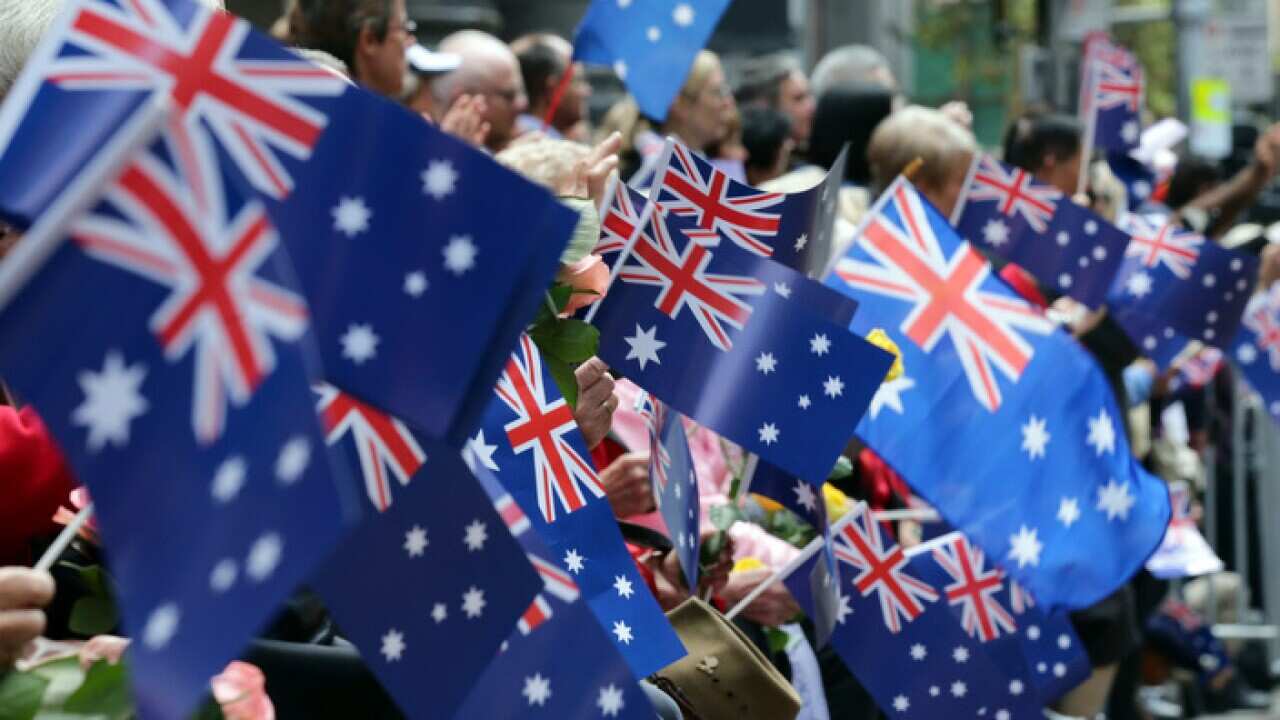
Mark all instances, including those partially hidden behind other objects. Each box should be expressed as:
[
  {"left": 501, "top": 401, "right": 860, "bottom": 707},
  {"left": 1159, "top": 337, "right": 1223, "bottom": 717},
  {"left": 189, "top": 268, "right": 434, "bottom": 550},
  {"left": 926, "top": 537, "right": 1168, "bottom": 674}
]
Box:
[{"left": 2, "top": 0, "right": 1280, "bottom": 717}]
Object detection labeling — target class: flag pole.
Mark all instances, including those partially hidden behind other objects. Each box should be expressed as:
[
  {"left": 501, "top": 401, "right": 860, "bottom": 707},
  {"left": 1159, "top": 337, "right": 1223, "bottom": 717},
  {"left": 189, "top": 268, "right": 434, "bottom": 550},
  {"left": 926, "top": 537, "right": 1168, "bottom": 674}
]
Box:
[
  {"left": 1077, "top": 59, "right": 1099, "bottom": 198},
  {"left": 725, "top": 532, "right": 824, "bottom": 621},
  {"left": 35, "top": 504, "right": 94, "bottom": 573}
]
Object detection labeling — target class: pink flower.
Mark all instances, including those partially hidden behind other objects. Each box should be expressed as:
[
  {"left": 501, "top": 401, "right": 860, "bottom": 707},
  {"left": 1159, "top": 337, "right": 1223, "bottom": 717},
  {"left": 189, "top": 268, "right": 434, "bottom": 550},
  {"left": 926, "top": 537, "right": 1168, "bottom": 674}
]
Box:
[
  {"left": 556, "top": 254, "right": 610, "bottom": 315},
  {"left": 79, "top": 635, "right": 129, "bottom": 669},
  {"left": 52, "top": 487, "right": 100, "bottom": 545},
  {"left": 210, "top": 661, "right": 275, "bottom": 720}
]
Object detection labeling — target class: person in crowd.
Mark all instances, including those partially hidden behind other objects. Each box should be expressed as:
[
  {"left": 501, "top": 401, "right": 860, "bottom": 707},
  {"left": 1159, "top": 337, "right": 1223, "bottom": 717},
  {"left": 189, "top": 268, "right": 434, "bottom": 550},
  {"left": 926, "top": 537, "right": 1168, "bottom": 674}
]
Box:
[
  {"left": 290, "top": 0, "right": 415, "bottom": 99},
  {"left": 708, "top": 104, "right": 749, "bottom": 182},
  {"left": 866, "top": 105, "right": 976, "bottom": 218},
  {"left": 1165, "top": 122, "right": 1280, "bottom": 238},
  {"left": 1002, "top": 112, "right": 1083, "bottom": 196},
  {"left": 599, "top": 50, "right": 734, "bottom": 183},
  {"left": 734, "top": 52, "right": 815, "bottom": 155},
  {"left": 510, "top": 33, "right": 591, "bottom": 142},
  {"left": 811, "top": 43, "right": 972, "bottom": 130},
  {"left": 400, "top": 43, "right": 460, "bottom": 119},
  {"left": 433, "top": 30, "right": 528, "bottom": 153},
  {"left": 740, "top": 107, "right": 793, "bottom": 187}
]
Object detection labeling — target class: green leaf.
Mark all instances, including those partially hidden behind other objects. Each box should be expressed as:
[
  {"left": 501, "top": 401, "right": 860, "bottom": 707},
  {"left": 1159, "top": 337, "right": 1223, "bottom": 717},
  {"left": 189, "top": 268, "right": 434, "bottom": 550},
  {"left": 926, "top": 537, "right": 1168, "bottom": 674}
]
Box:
[
  {"left": 63, "top": 660, "right": 131, "bottom": 719},
  {"left": 708, "top": 504, "right": 743, "bottom": 532},
  {"left": 69, "top": 595, "right": 119, "bottom": 637},
  {"left": 189, "top": 697, "right": 226, "bottom": 720},
  {"left": 699, "top": 531, "right": 725, "bottom": 567},
  {"left": 765, "top": 627, "right": 792, "bottom": 655},
  {"left": 542, "top": 353, "right": 579, "bottom": 409},
  {"left": 827, "top": 455, "right": 853, "bottom": 482},
  {"left": 528, "top": 318, "right": 599, "bottom": 364},
  {"left": 545, "top": 284, "right": 573, "bottom": 314},
  {"left": 0, "top": 671, "right": 49, "bottom": 720}
]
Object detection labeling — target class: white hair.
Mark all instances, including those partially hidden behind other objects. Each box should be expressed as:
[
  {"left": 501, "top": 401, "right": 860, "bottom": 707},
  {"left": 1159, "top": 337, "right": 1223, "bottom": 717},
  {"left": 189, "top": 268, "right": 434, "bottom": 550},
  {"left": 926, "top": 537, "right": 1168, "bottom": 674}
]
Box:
[
  {"left": 0, "top": 0, "right": 226, "bottom": 101},
  {"left": 810, "top": 44, "right": 892, "bottom": 99}
]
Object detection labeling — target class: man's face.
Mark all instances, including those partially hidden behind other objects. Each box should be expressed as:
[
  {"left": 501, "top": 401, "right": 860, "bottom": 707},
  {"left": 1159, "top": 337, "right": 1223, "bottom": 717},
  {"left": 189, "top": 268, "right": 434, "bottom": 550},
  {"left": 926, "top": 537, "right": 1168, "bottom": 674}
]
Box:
[
  {"left": 481, "top": 58, "right": 528, "bottom": 151},
  {"left": 777, "top": 71, "right": 815, "bottom": 147},
  {"left": 360, "top": 0, "right": 413, "bottom": 98},
  {"left": 552, "top": 61, "right": 591, "bottom": 132}
]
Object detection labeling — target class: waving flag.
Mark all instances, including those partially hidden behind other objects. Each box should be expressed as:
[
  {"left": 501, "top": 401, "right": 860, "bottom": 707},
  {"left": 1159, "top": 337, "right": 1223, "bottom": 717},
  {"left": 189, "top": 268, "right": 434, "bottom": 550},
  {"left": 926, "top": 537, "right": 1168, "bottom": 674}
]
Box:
[
  {"left": 1170, "top": 347, "right": 1225, "bottom": 392},
  {"left": 471, "top": 335, "right": 685, "bottom": 677},
  {"left": 1110, "top": 213, "right": 1257, "bottom": 347},
  {"left": 636, "top": 392, "right": 702, "bottom": 590},
  {"left": 1145, "top": 481, "right": 1223, "bottom": 578},
  {"left": 783, "top": 504, "right": 1043, "bottom": 719},
  {"left": 313, "top": 444, "right": 542, "bottom": 720},
  {"left": 911, "top": 533, "right": 1091, "bottom": 705},
  {"left": 315, "top": 383, "right": 425, "bottom": 511},
  {"left": 0, "top": 0, "right": 578, "bottom": 444},
  {"left": 1081, "top": 33, "right": 1144, "bottom": 153},
  {"left": 573, "top": 0, "right": 731, "bottom": 122},
  {"left": 952, "top": 154, "right": 1129, "bottom": 308},
  {"left": 1230, "top": 283, "right": 1280, "bottom": 423},
  {"left": 460, "top": 470, "right": 656, "bottom": 719},
  {"left": 0, "top": 122, "right": 354, "bottom": 718},
  {"left": 828, "top": 177, "right": 1170, "bottom": 609},
  {"left": 591, "top": 201, "right": 891, "bottom": 484}
]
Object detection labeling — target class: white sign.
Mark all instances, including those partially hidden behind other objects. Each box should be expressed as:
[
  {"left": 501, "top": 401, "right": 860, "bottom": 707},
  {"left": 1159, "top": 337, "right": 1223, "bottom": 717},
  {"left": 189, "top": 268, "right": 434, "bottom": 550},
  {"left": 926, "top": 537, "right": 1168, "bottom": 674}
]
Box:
[
  {"left": 1059, "top": 0, "right": 1114, "bottom": 41},
  {"left": 1202, "top": 0, "right": 1273, "bottom": 103}
]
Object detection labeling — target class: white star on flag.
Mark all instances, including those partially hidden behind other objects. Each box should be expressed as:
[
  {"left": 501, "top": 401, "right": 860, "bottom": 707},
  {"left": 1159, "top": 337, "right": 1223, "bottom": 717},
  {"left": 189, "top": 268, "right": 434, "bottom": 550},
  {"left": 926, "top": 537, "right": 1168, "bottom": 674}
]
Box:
[
  {"left": 893, "top": 695, "right": 910, "bottom": 712},
  {"left": 1086, "top": 409, "right": 1116, "bottom": 456},
  {"left": 564, "top": 548, "right": 585, "bottom": 574},
  {"left": 1095, "top": 479, "right": 1136, "bottom": 521},
  {"left": 443, "top": 235, "right": 477, "bottom": 275},
  {"left": 1020, "top": 415, "right": 1050, "bottom": 460},
  {"left": 612, "top": 620, "right": 634, "bottom": 644},
  {"left": 793, "top": 479, "right": 817, "bottom": 512},
  {"left": 211, "top": 456, "right": 248, "bottom": 504},
  {"left": 461, "top": 586, "right": 486, "bottom": 618},
  {"left": 613, "top": 60, "right": 628, "bottom": 80},
  {"left": 982, "top": 218, "right": 1010, "bottom": 246},
  {"left": 809, "top": 333, "right": 831, "bottom": 356},
  {"left": 1237, "top": 344, "right": 1258, "bottom": 365},
  {"left": 246, "top": 532, "right": 283, "bottom": 581},
  {"left": 522, "top": 673, "right": 551, "bottom": 706},
  {"left": 465, "top": 430, "right": 500, "bottom": 472},
  {"left": 835, "top": 592, "right": 852, "bottom": 625},
  {"left": 421, "top": 159, "right": 458, "bottom": 200},
  {"left": 142, "top": 603, "right": 180, "bottom": 650},
  {"left": 910, "top": 643, "right": 927, "bottom": 661},
  {"left": 952, "top": 646, "right": 969, "bottom": 663},
  {"left": 672, "top": 3, "right": 695, "bottom": 27},
  {"left": 209, "top": 560, "right": 237, "bottom": 593},
  {"left": 1126, "top": 271, "right": 1154, "bottom": 298},
  {"left": 624, "top": 324, "right": 665, "bottom": 369},
  {"left": 773, "top": 281, "right": 792, "bottom": 298},
  {"left": 463, "top": 519, "right": 488, "bottom": 551},
  {"left": 755, "top": 352, "right": 777, "bottom": 374},
  {"left": 73, "top": 350, "right": 149, "bottom": 452},
  {"left": 1057, "top": 497, "right": 1081, "bottom": 528},
  {"left": 274, "top": 436, "right": 311, "bottom": 485},
  {"left": 403, "top": 525, "right": 428, "bottom": 557},
  {"left": 794, "top": 233, "right": 808, "bottom": 251},
  {"left": 758, "top": 422, "right": 779, "bottom": 445},
  {"left": 647, "top": 26, "right": 661, "bottom": 42},
  {"left": 1009, "top": 680, "right": 1025, "bottom": 696},
  {"left": 1122, "top": 121, "right": 1139, "bottom": 144},
  {"left": 597, "top": 684, "right": 625, "bottom": 716},
  {"left": 331, "top": 196, "right": 371, "bottom": 237},
  {"left": 431, "top": 603, "right": 447, "bottom": 623},
  {"left": 868, "top": 375, "right": 914, "bottom": 419},
  {"left": 403, "top": 270, "right": 428, "bottom": 297},
  {"left": 340, "top": 324, "right": 379, "bottom": 365},
  {"left": 951, "top": 681, "right": 967, "bottom": 698},
  {"left": 797, "top": 394, "right": 811, "bottom": 409},
  {"left": 613, "top": 575, "right": 634, "bottom": 599},
  {"left": 1008, "top": 525, "right": 1043, "bottom": 568},
  {"left": 380, "top": 628, "right": 405, "bottom": 662},
  {"left": 823, "top": 375, "right": 844, "bottom": 398}
]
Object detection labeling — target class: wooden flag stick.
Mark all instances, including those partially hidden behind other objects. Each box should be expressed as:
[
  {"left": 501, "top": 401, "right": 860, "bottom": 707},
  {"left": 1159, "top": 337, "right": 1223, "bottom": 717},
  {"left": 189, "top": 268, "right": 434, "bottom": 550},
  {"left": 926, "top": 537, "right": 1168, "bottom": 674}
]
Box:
[
  {"left": 35, "top": 503, "right": 94, "bottom": 573},
  {"left": 901, "top": 157, "right": 925, "bottom": 182}
]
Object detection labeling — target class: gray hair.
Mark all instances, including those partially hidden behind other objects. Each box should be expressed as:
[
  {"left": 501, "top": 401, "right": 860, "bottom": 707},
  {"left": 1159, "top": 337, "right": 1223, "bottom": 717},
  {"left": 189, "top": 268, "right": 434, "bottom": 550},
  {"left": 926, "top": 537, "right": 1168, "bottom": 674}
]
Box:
[
  {"left": 733, "top": 52, "right": 801, "bottom": 108},
  {"left": 810, "top": 44, "right": 892, "bottom": 99},
  {"left": 0, "top": 0, "right": 225, "bottom": 101}
]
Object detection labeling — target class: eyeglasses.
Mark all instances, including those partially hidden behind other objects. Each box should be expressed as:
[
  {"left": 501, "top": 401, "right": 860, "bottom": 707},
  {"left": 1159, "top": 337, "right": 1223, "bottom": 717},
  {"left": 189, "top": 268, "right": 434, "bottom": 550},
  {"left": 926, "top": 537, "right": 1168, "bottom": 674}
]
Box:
[{"left": 386, "top": 16, "right": 417, "bottom": 36}]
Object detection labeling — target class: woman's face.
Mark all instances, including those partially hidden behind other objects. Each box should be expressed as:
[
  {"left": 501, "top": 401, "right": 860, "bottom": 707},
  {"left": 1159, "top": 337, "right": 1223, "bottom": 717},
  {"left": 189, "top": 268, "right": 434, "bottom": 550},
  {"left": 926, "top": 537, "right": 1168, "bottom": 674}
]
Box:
[{"left": 683, "top": 64, "right": 734, "bottom": 152}]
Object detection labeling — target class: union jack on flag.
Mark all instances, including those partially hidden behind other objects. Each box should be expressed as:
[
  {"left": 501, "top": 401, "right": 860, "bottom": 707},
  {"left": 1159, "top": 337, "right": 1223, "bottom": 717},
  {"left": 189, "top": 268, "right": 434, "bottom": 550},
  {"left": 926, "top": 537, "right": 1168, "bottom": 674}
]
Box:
[
  {"left": 832, "top": 504, "right": 939, "bottom": 633},
  {"left": 932, "top": 535, "right": 1016, "bottom": 642},
  {"left": 595, "top": 176, "right": 650, "bottom": 257},
  {"left": 615, "top": 198, "right": 766, "bottom": 352},
  {"left": 636, "top": 392, "right": 672, "bottom": 493},
  {"left": 1240, "top": 285, "right": 1280, "bottom": 371},
  {"left": 1081, "top": 33, "right": 1144, "bottom": 151},
  {"left": 1093, "top": 59, "right": 1144, "bottom": 114},
  {"left": 1123, "top": 216, "right": 1204, "bottom": 279},
  {"left": 653, "top": 142, "right": 784, "bottom": 257},
  {"left": 1231, "top": 282, "right": 1280, "bottom": 424},
  {"left": 71, "top": 134, "right": 307, "bottom": 444},
  {"left": 964, "top": 155, "right": 1062, "bottom": 233},
  {"left": 489, "top": 486, "right": 581, "bottom": 635},
  {"left": 494, "top": 335, "right": 606, "bottom": 522},
  {"left": 314, "top": 382, "right": 425, "bottom": 512},
  {"left": 39, "top": 0, "right": 346, "bottom": 200},
  {"left": 834, "top": 178, "right": 1053, "bottom": 412}
]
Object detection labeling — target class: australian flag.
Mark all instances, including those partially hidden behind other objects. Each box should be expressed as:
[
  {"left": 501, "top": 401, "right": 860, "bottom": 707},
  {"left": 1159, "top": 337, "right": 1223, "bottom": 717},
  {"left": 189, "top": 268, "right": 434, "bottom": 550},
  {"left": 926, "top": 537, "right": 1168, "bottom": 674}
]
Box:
[
  {"left": 648, "top": 139, "right": 850, "bottom": 275},
  {"left": 469, "top": 334, "right": 686, "bottom": 677},
  {"left": 1081, "top": 33, "right": 1144, "bottom": 153},
  {"left": 952, "top": 153, "right": 1128, "bottom": 308},
  {"left": 0, "top": 121, "right": 356, "bottom": 717},
  {"left": 0, "top": 0, "right": 578, "bottom": 443},
  {"left": 635, "top": 391, "right": 702, "bottom": 590},
  {"left": 589, "top": 196, "right": 892, "bottom": 484},
  {"left": 1230, "top": 282, "right": 1280, "bottom": 423},
  {"left": 1109, "top": 213, "right": 1257, "bottom": 348},
  {"left": 573, "top": 0, "right": 731, "bottom": 122},
  {"left": 1145, "top": 481, "right": 1224, "bottom": 579},
  {"left": 911, "top": 532, "right": 1091, "bottom": 705},
  {"left": 783, "top": 504, "right": 1044, "bottom": 718},
  {"left": 458, "top": 470, "right": 655, "bottom": 719},
  {"left": 828, "top": 177, "right": 1170, "bottom": 609},
  {"left": 312, "top": 440, "right": 542, "bottom": 719}
]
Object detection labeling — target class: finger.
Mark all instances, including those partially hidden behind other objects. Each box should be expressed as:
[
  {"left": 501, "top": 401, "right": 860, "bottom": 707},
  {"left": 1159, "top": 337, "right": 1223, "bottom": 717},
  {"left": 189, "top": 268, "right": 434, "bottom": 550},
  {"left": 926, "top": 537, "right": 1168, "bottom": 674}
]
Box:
[
  {"left": 577, "top": 374, "right": 615, "bottom": 409},
  {"left": 0, "top": 609, "right": 46, "bottom": 650},
  {"left": 0, "top": 568, "right": 54, "bottom": 610},
  {"left": 574, "top": 357, "right": 608, "bottom": 386},
  {"left": 590, "top": 132, "right": 623, "bottom": 166}
]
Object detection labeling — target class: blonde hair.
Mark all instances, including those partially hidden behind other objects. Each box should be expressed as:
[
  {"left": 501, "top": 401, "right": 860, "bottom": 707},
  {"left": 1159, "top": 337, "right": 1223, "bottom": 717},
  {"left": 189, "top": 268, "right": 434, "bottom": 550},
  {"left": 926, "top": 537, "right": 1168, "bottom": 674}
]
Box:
[
  {"left": 495, "top": 136, "right": 589, "bottom": 195},
  {"left": 867, "top": 105, "right": 976, "bottom": 194},
  {"left": 599, "top": 50, "right": 722, "bottom": 157}
]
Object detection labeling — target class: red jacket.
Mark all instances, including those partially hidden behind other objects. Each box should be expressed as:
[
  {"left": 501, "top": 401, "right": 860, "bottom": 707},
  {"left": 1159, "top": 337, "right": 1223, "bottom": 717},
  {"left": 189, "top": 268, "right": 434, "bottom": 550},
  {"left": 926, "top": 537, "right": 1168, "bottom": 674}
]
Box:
[{"left": 0, "top": 406, "right": 77, "bottom": 565}]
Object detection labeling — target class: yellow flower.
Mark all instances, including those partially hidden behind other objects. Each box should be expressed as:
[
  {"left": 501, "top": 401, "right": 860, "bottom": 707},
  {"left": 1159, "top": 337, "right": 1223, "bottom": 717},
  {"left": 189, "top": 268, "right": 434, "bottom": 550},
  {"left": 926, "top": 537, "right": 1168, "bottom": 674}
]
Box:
[
  {"left": 751, "top": 493, "right": 784, "bottom": 513},
  {"left": 823, "top": 482, "right": 852, "bottom": 519},
  {"left": 733, "top": 556, "right": 766, "bottom": 573},
  {"left": 866, "top": 328, "right": 904, "bottom": 382}
]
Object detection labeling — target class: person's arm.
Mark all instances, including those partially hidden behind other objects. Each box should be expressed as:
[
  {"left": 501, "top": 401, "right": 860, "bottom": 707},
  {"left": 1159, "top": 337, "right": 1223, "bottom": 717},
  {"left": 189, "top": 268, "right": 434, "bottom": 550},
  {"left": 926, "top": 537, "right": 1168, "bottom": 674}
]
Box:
[{"left": 1191, "top": 123, "right": 1280, "bottom": 239}]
